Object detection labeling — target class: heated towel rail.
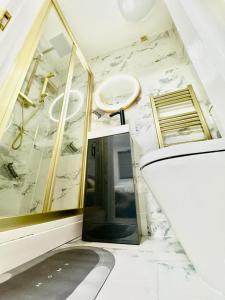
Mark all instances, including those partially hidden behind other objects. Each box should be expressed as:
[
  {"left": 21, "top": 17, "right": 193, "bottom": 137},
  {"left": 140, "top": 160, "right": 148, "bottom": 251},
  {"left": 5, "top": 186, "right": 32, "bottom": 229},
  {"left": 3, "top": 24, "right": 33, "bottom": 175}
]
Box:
[{"left": 150, "top": 85, "right": 212, "bottom": 148}]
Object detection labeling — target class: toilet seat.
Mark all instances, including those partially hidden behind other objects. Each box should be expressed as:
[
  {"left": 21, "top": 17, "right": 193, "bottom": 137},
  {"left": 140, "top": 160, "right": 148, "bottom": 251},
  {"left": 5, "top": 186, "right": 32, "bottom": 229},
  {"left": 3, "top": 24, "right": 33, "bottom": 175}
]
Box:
[{"left": 140, "top": 138, "right": 225, "bottom": 170}]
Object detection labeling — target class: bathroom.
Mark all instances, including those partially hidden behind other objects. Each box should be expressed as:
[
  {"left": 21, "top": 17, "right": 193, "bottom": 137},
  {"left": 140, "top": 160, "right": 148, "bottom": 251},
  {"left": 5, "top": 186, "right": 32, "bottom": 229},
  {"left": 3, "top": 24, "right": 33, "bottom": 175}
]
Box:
[{"left": 0, "top": 0, "right": 225, "bottom": 299}]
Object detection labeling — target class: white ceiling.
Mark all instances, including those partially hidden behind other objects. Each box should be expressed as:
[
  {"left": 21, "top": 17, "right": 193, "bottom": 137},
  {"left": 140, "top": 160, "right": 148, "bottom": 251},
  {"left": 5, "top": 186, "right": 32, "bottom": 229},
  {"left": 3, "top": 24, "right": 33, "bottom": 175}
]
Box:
[{"left": 58, "top": 0, "right": 173, "bottom": 59}]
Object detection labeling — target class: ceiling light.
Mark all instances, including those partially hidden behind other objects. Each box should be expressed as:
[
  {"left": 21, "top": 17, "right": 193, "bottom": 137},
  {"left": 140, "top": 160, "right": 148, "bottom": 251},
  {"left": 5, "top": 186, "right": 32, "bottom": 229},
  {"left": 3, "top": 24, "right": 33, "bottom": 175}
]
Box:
[{"left": 118, "top": 0, "right": 156, "bottom": 22}]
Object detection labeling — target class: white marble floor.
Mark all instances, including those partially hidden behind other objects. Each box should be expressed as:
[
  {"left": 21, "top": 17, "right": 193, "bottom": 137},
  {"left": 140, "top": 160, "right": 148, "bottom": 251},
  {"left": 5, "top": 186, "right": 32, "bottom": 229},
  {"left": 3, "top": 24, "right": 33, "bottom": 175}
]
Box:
[{"left": 70, "top": 237, "right": 225, "bottom": 300}]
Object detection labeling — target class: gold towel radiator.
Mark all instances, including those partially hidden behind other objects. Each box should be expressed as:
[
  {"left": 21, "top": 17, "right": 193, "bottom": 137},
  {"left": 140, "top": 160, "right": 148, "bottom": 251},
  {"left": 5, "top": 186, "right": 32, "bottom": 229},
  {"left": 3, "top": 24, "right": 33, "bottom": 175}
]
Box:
[{"left": 150, "top": 85, "right": 212, "bottom": 148}]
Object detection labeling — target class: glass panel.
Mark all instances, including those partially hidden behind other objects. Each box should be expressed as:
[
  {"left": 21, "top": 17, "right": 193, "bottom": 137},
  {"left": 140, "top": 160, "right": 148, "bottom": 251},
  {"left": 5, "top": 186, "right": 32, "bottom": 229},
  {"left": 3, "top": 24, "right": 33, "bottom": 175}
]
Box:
[
  {"left": 51, "top": 56, "right": 89, "bottom": 211},
  {"left": 82, "top": 133, "right": 140, "bottom": 244},
  {"left": 0, "top": 8, "right": 72, "bottom": 217}
]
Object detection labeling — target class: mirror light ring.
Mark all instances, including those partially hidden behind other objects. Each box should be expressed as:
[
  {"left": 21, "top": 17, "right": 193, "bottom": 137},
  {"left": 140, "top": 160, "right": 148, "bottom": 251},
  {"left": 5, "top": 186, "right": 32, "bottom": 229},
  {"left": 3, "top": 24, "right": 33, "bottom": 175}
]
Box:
[
  {"left": 94, "top": 74, "right": 141, "bottom": 113},
  {"left": 49, "top": 89, "right": 84, "bottom": 123}
]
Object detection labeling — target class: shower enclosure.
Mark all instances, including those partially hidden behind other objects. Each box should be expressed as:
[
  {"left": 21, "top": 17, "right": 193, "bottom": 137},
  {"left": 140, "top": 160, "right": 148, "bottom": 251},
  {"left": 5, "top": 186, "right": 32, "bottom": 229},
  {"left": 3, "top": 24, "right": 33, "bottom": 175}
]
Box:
[{"left": 0, "top": 0, "right": 93, "bottom": 229}]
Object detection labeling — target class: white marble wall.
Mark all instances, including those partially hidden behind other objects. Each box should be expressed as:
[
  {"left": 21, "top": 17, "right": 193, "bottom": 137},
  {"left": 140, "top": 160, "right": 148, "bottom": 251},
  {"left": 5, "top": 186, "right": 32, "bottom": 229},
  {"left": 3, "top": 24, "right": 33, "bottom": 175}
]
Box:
[
  {"left": 165, "top": 0, "right": 225, "bottom": 136},
  {"left": 89, "top": 28, "right": 220, "bottom": 238}
]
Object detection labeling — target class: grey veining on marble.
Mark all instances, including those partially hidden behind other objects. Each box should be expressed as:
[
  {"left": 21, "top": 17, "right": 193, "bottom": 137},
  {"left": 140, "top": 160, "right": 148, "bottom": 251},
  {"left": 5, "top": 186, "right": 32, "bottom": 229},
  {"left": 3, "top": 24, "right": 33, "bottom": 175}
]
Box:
[
  {"left": 70, "top": 238, "right": 225, "bottom": 300},
  {"left": 88, "top": 28, "right": 220, "bottom": 238}
]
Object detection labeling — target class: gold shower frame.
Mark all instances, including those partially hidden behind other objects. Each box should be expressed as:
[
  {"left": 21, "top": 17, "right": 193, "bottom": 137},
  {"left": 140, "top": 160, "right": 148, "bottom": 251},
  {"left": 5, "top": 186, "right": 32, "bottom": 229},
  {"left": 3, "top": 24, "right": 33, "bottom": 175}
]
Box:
[{"left": 0, "top": 0, "right": 93, "bottom": 231}]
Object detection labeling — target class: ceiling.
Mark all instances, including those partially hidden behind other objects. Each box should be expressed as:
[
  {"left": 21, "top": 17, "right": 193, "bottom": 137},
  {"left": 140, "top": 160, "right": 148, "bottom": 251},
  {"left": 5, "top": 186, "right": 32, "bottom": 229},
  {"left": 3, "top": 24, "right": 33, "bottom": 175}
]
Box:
[{"left": 58, "top": 0, "right": 173, "bottom": 59}]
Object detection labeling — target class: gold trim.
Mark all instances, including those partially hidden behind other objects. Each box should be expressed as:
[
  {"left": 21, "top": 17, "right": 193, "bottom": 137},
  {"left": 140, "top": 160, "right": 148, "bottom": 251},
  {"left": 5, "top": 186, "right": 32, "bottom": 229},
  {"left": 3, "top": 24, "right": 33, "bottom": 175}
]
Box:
[
  {"left": 150, "top": 96, "right": 164, "bottom": 148},
  {"left": 164, "top": 138, "right": 206, "bottom": 147},
  {"left": 188, "top": 85, "right": 212, "bottom": 139},
  {"left": 161, "top": 121, "right": 201, "bottom": 132},
  {"left": 78, "top": 72, "right": 94, "bottom": 208},
  {"left": 159, "top": 112, "right": 198, "bottom": 122},
  {"left": 154, "top": 91, "right": 190, "bottom": 102},
  {"left": 42, "top": 45, "right": 76, "bottom": 212},
  {"left": 154, "top": 87, "right": 188, "bottom": 99},
  {"left": 160, "top": 117, "right": 200, "bottom": 128},
  {"left": 155, "top": 97, "right": 192, "bottom": 107},
  {"left": 0, "top": 209, "right": 83, "bottom": 232}
]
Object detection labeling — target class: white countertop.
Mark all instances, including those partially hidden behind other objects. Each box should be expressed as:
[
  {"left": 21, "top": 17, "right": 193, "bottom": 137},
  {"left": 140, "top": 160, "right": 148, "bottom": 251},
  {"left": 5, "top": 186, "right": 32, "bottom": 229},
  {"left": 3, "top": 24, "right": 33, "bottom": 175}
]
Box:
[{"left": 88, "top": 124, "right": 129, "bottom": 139}]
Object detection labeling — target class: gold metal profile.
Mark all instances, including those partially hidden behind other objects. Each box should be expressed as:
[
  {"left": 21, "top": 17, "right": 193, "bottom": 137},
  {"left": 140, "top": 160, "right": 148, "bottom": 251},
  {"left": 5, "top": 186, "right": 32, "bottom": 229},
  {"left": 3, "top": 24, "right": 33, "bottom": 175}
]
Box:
[
  {"left": 160, "top": 118, "right": 200, "bottom": 128},
  {"left": 78, "top": 72, "right": 94, "bottom": 208},
  {"left": 164, "top": 138, "right": 206, "bottom": 147},
  {"left": 0, "top": 209, "right": 82, "bottom": 232},
  {"left": 188, "top": 85, "right": 212, "bottom": 140},
  {"left": 155, "top": 97, "right": 192, "bottom": 107},
  {"left": 161, "top": 121, "right": 201, "bottom": 132},
  {"left": 151, "top": 96, "right": 164, "bottom": 148},
  {"left": 151, "top": 85, "right": 212, "bottom": 147},
  {"left": 154, "top": 87, "right": 188, "bottom": 99},
  {"left": 159, "top": 112, "right": 198, "bottom": 123}
]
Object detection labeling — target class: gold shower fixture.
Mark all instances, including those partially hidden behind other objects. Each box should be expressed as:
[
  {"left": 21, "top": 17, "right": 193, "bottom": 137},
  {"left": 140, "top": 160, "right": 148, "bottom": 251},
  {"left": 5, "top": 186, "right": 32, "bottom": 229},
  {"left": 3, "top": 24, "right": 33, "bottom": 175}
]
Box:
[
  {"left": 18, "top": 92, "right": 36, "bottom": 108},
  {"left": 24, "top": 47, "right": 54, "bottom": 96},
  {"left": 40, "top": 72, "right": 56, "bottom": 102}
]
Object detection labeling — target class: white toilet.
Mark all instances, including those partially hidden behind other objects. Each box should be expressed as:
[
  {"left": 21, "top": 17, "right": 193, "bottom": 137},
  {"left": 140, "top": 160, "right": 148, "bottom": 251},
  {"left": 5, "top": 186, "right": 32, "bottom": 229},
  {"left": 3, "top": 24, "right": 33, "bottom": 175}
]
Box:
[{"left": 140, "top": 138, "right": 225, "bottom": 295}]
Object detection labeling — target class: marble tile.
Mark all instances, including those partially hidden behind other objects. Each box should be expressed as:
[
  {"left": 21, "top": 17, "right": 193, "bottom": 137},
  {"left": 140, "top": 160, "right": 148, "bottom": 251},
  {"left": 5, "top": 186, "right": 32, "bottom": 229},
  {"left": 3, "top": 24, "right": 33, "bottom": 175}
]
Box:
[
  {"left": 95, "top": 253, "right": 158, "bottom": 300},
  {"left": 157, "top": 261, "right": 225, "bottom": 300},
  {"left": 70, "top": 237, "right": 225, "bottom": 300},
  {"left": 88, "top": 27, "right": 221, "bottom": 242}
]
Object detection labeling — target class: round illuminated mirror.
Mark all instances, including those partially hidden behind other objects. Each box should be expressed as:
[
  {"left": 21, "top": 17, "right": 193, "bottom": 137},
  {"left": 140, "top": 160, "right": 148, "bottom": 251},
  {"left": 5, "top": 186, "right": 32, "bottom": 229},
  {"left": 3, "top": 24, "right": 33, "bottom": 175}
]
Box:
[
  {"left": 49, "top": 89, "right": 84, "bottom": 123},
  {"left": 95, "top": 74, "right": 140, "bottom": 112}
]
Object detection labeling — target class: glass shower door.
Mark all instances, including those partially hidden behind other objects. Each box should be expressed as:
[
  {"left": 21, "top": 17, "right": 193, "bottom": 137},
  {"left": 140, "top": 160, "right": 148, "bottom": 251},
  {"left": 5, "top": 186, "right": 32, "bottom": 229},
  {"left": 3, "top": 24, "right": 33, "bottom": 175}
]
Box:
[
  {"left": 0, "top": 7, "right": 73, "bottom": 217},
  {"left": 51, "top": 56, "right": 89, "bottom": 211}
]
